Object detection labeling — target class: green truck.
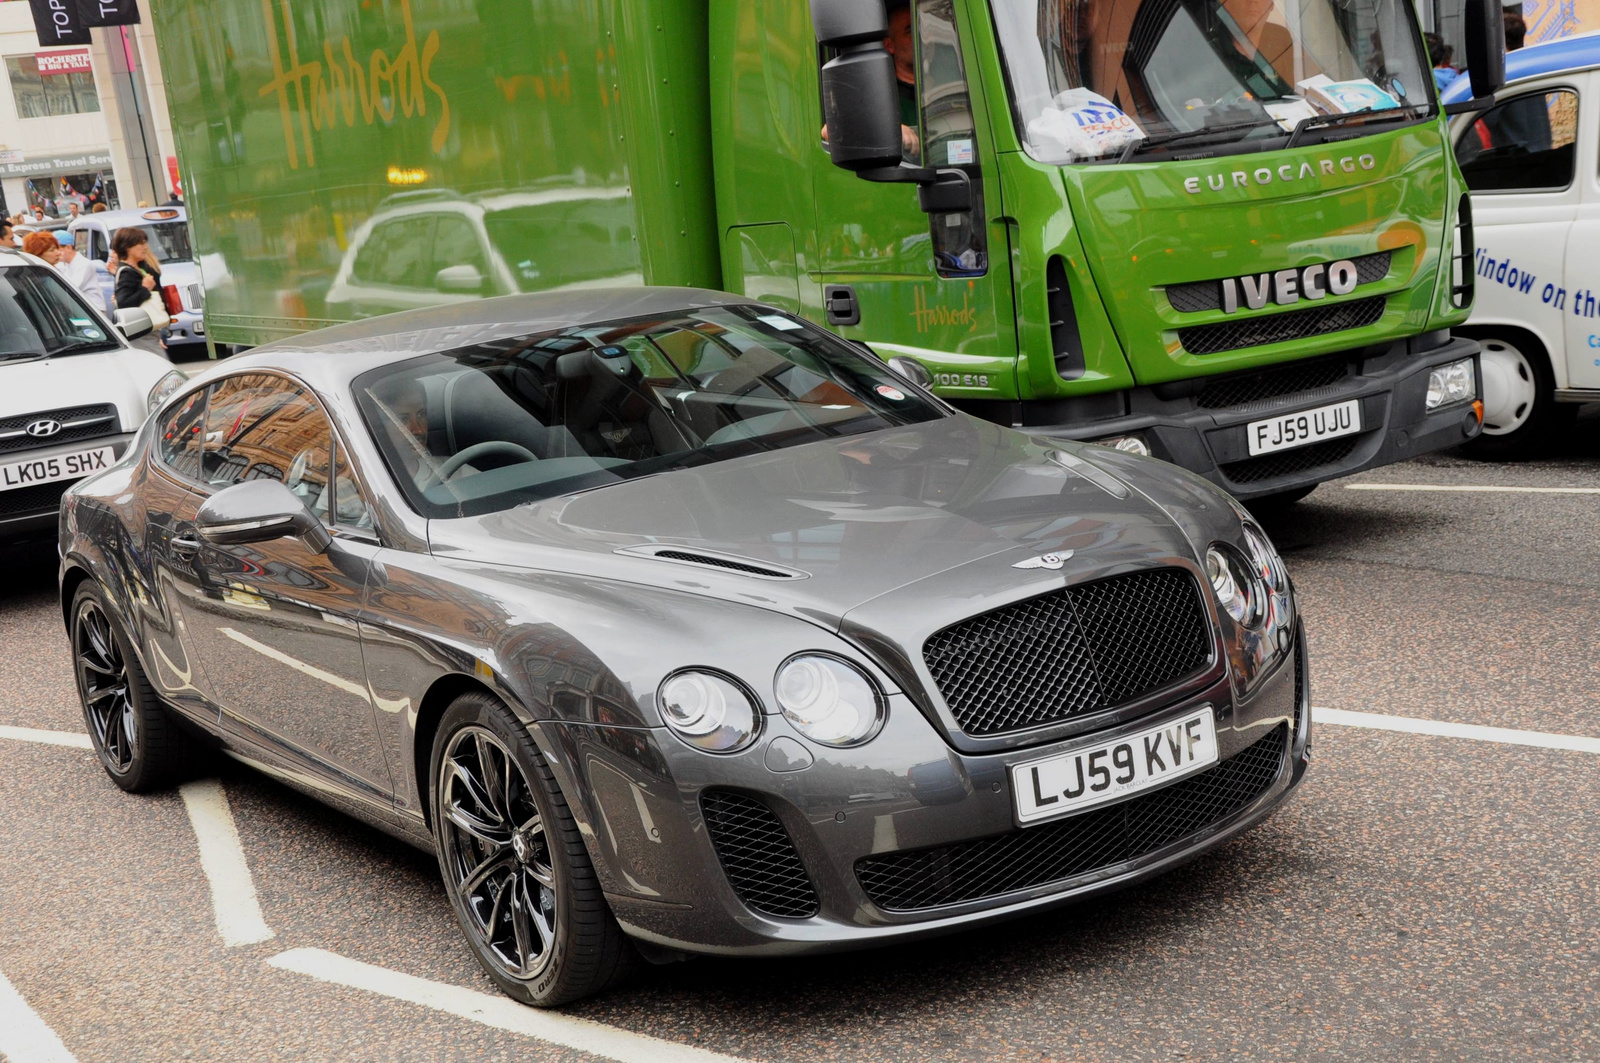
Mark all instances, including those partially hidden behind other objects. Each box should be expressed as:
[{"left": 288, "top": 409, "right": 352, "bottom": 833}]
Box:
[{"left": 151, "top": 0, "right": 1505, "bottom": 500}]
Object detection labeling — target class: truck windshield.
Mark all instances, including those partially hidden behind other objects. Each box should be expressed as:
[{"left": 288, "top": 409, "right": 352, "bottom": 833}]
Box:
[
  {"left": 0, "top": 266, "right": 118, "bottom": 361},
  {"left": 145, "top": 222, "right": 193, "bottom": 263},
  {"left": 989, "top": 0, "right": 1430, "bottom": 163}
]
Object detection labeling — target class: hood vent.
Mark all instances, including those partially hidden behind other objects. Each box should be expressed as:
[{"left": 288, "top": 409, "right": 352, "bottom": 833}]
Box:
[{"left": 616, "top": 545, "right": 808, "bottom": 581}]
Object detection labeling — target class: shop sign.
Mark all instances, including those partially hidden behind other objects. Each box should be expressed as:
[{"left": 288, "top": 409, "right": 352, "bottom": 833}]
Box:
[
  {"left": 27, "top": 0, "right": 90, "bottom": 46},
  {"left": 36, "top": 49, "right": 92, "bottom": 75},
  {"left": 0, "top": 151, "right": 114, "bottom": 178}
]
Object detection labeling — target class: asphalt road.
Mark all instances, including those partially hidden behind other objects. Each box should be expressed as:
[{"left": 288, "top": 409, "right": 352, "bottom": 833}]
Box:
[{"left": 1, "top": 423, "right": 1596, "bottom": 1062}]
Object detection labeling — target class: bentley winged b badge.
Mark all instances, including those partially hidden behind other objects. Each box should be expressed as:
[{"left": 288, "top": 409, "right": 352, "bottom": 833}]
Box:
[{"left": 1012, "top": 550, "right": 1073, "bottom": 570}]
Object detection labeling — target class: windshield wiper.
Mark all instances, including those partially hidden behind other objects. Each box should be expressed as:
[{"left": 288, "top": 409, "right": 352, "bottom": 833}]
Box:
[
  {"left": 0, "top": 350, "right": 47, "bottom": 363},
  {"left": 1118, "top": 120, "right": 1278, "bottom": 163},
  {"left": 1285, "top": 104, "right": 1431, "bottom": 150},
  {"left": 44, "top": 338, "right": 120, "bottom": 356}
]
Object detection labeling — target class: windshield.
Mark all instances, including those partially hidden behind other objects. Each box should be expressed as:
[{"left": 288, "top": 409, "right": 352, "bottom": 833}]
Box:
[
  {"left": 145, "top": 222, "right": 193, "bottom": 263},
  {"left": 354, "top": 306, "right": 945, "bottom": 518},
  {"left": 989, "top": 0, "right": 1430, "bottom": 163},
  {"left": 0, "top": 266, "right": 117, "bottom": 361}
]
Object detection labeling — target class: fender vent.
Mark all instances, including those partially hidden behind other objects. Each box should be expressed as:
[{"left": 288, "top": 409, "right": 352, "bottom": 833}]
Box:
[{"left": 615, "top": 545, "right": 808, "bottom": 580}]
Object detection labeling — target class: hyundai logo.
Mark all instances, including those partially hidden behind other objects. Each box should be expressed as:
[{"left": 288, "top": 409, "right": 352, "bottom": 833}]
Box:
[{"left": 25, "top": 419, "right": 62, "bottom": 438}]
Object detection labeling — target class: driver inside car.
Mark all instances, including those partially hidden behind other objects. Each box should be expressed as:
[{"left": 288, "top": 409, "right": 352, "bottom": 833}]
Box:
[{"left": 378, "top": 377, "right": 479, "bottom": 488}]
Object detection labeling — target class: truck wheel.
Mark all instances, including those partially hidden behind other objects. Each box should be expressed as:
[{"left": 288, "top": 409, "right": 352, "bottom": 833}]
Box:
[
  {"left": 1463, "top": 334, "right": 1574, "bottom": 461},
  {"left": 429, "top": 692, "right": 637, "bottom": 1007}
]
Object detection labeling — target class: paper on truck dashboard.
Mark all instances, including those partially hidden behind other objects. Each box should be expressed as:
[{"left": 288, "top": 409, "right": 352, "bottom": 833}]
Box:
[
  {"left": 1295, "top": 75, "right": 1401, "bottom": 115},
  {"left": 1025, "top": 88, "right": 1145, "bottom": 161}
]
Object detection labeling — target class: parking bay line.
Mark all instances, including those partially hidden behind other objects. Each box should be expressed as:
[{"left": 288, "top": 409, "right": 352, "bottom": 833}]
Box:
[
  {"left": 0, "top": 725, "right": 92, "bottom": 749},
  {"left": 267, "top": 948, "right": 753, "bottom": 1063},
  {"left": 1344, "top": 483, "right": 1600, "bottom": 495},
  {"left": 179, "top": 779, "right": 275, "bottom": 947},
  {"left": 0, "top": 968, "right": 78, "bottom": 1063},
  {"left": 1314, "top": 707, "right": 1600, "bottom": 755}
]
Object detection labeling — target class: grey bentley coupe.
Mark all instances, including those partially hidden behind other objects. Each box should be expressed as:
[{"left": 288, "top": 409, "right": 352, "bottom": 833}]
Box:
[{"left": 58, "top": 289, "right": 1308, "bottom": 1006}]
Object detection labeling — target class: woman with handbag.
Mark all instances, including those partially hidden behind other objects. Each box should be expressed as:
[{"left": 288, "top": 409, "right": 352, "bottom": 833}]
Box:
[{"left": 111, "top": 227, "right": 172, "bottom": 331}]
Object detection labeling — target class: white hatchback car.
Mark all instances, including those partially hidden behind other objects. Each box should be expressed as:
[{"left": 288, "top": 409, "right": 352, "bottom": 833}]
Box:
[
  {"left": 0, "top": 247, "right": 184, "bottom": 544},
  {"left": 1445, "top": 33, "right": 1600, "bottom": 458}
]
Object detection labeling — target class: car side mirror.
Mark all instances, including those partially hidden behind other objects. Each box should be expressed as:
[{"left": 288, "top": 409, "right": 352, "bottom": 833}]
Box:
[
  {"left": 434, "top": 264, "right": 485, "bottom": 295},
  {"left": 196, "top": 479, "right": 332, "bottom": 553},
  {"left": 114, "top": 307, "right": 153, "bottom": 340},
  {"left": 1448, "top": 0, "right": 1506, "bottom": 114},
  {"left": 811, "top": 0, "right": 903, "bottom": 172}
]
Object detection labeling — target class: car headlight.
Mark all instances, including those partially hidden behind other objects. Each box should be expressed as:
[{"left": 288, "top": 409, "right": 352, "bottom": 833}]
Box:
[
  {"left": 657, "top": 670, "right": 760, "bottom": 753},
  {"left": 147, "top": 370, "right": 186, "bottom": 414},
  {"left": 1206, "top": 545, "right": 1263, "bottom": 627},
  {"left": 1426, "top": 357, "right": 1476, "bottom": 410},
  {"left": 1241, "top": 523, "right": 1288, "bottom": 596},
  {"left": 774, "top": 655, "right": 886, "bottom": 747}
]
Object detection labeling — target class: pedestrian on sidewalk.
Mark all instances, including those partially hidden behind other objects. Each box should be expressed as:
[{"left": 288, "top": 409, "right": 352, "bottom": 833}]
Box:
[
  {"left": 111, "top": 227, "right": 162, "bottom": 310},
  {"left": 54, "top": 231, "right": 104, "bottom": 309}
]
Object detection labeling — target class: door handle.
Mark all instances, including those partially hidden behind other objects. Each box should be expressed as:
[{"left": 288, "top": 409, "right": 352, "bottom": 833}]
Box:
[{"left": 171, "top": 535, "right": 201, "bottom": 557}]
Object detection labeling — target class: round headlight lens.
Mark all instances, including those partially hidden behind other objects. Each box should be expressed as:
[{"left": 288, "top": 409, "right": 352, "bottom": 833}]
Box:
[
  {"left": 774, "top": 655, "right": 885, "bottom": 747},
  {"left": 658, "top": 670, "right": 759, "bottom": 753},
  {"left": 1241, "top": 523, "right": 1288, "bottom": 595},
  {"left": 1206, "top": 546, "right": 1261, "bottom": 627}
]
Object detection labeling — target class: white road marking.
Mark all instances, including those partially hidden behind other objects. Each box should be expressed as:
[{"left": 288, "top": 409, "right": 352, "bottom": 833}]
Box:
[
  {"left": 218, "top": 626, "right": 369, "bottom": 699},
  {"left": 1314, "top": 707, "right": 1600, "bottom": 755},
  {"left": 178, "top": 779, "right": 275, "bottom": 947},
  {"left": 0, "top": 726, "right": 92, "bottom": 750},
  {"left": 1344, "top": 483, "right": 1600, "bottom": 495},
  {"left": 267, "top": 948, "right": 754, "bottom": 1063},
  {"left": 0, "top": 968, "right": 78, "bottom": 1063}
]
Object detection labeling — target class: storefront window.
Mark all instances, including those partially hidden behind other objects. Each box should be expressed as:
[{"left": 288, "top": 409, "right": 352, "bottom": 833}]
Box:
[{"left": 6, "top": 56, "right": 100, "bottom": 118}]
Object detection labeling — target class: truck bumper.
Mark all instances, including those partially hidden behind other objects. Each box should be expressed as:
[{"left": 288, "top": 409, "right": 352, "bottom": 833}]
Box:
[{"left": 957, "top": 332, "right": 1483, "bottom": 500}]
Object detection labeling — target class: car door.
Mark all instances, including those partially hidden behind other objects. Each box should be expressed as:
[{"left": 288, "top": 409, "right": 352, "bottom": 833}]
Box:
[
  {"left": 177, "top": 372, "right": 392, "bottom": 797},
  {"left": 1456, "top": 81, "right": 1582, "bottom": 382},
  {"left": 1556, "top": 72, "right": 1600, "bottom": 390}
]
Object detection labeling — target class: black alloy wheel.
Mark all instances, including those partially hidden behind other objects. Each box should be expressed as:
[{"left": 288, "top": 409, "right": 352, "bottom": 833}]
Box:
[
  {"left": 71, "top": 582, "right": 189, "bottom": 792},
  {"left": 430, "top": 693, "right": 635, "bottom": 1006}
]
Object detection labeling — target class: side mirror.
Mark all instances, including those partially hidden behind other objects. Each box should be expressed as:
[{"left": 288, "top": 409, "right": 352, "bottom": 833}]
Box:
[
  {"left": 1450, "top": 0, "right": 1506, "bottom": 112},
  {"left": 114, "top": 307, "right": 153, "bottom": 340},
  {"left": 196, "top": 479, "right": 332, "bottom": 553},
  {"left": 811, "top": 0, "right": 903, "bottom": 172},
  {"left": 434, "top": 263, "right": 486, "bottom": 295}
]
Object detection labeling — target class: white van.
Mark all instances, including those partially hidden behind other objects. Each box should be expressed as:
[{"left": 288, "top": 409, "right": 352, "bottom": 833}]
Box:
[{"left": 1444, "top": 33, "right": 1600, "bottom": 458}]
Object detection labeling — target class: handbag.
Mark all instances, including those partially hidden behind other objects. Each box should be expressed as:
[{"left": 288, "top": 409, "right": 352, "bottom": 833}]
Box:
[{"left": 120, "top": 266, "right": 170, "bottom": 330}]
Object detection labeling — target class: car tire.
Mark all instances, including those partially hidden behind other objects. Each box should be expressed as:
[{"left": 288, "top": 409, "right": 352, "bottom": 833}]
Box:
[
  {"left": 429, "top": 692, "right": 637, "bottom": 1007},
  {"left": 1463, "top": 332, "right": 1575, "bottom": 461},
  {"left": 70, "top": 581, "right": 193, "bottom": 792}
]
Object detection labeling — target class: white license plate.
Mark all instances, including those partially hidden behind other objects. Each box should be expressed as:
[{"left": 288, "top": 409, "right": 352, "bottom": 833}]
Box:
[
  {"left": 1012, "top": 707, "right": 1219, "bottom": 826},
  {"left": 0, "top": 445, "right": 115, "bottom": 491},
  {"left": 1246, "top": 398, "right": 1361, "bottom": 456}
]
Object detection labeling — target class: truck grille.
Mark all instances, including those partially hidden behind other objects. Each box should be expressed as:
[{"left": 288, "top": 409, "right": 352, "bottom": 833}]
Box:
[
  {"left": 1165, "top": 252, "right": 1391, "bottom": 314},
  {"left": 1178, "top": 296, "right": 1386, "bottom": 356},
  {"left": 855, "top": 724, "right": 1287, "bottom": 911},
  {"left": 1220, "top": 435, "right": 1362, "bottom": 485},
  {"left": 701, "top": 790, "right": 819, "bottom": 919},
  {"left": 1195, "top": 357, "right": 1351, "bottom": 410},
  {"left": 923, "top": 568, "right": 1211, "bottom": 738},
  {"left": 0, "top": 404, "right": 119, "bottom": 456}
]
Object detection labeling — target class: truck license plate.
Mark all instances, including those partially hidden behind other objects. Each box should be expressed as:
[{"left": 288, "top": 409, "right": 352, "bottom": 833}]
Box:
[
  {"left": 0, "top": 446, "right": 115, "bottom": 491},
  {"left": 1011, "top": 707, "right": 1219, "bottom": 826},
  {"left": 1246, "top": 399, "right": 1361, "bottom": 456}
]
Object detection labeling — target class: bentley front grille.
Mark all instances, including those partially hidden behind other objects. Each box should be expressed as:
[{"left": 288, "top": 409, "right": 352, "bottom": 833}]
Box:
[
  {"left": 922, "top": 568, "right": 1211, "bottom": 738},
  {"left": 855, "top": 724, "right": 1288, "bottom": 911}
]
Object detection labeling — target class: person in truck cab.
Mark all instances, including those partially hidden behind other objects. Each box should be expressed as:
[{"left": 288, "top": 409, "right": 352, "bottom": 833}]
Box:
[{"left": 820, "top": 0, "right": 919, "bottom": 160}]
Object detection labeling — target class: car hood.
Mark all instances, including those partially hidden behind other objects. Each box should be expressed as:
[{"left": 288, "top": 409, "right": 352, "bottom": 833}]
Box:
[
  {"left": 0, "top": 349, "right": 172, "bottom": 431},
  {"left": 427, "top": 416, "right": 1201, "bottom": 630}
]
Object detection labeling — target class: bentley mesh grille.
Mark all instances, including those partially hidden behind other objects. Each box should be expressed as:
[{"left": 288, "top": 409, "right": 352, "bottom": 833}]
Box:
[
  {"left": 855, "top": 724, "right": 1288, "bottom": 911},
  {"left": 1165, "top": 252, "right": 1391, "bottom": 314},
  {"left": 1195, "top": 357, "right": 1351, "bottom": 411},
  {"left": 701, "top": 790, "right": 819, "bottom": 919},
  {"left": 922, "top": 568, "right": 1211, "bottom": 738},
  {"left": 1178, "top": 296, "right": 1386, "bottom": 356},
  {"left": 0, "top": 404, "right": 119, "bottom": 455},
  {"left": 1220, "top": 435, "right": 1362, "bottom": 485}
]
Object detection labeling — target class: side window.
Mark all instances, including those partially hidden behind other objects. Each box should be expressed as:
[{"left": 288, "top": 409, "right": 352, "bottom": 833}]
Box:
[
  {"left": 157, "top": 388, "right": 208, "bottom": 480},
  {"left": 91, "top": 230, "right": 108, "bottom": 261},
  {"left": 200, "top": 374, "right": 332, "bottom": 516},
  {"left": 381, "top": 216, "right": 436, "bottom": 289},
  {"left": 915, "top": 0, "right": 987, "bottom": 277},
  {"left": 350, "top": 222, "right": 394, "bottom": 284},
  {"left": 431, "top": 213, "right": 490, "bottom": 285},
  {"left": 1457, "top": 90, "right": 1578, "bottom": 193}
]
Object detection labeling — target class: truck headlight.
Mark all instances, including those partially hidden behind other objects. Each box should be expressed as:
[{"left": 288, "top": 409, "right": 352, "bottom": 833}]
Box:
[
  {"left": 775, "top": 655, "right": 886, "bottom": 747},
  {"left": 147, "top": 370, "right": 186, "bottom": 414},
  {"left": 658, "top": 670, "right": 760, "bottom": 753},
  {"left": 1094, "top": 434, "right": 1152, "bottom": 457},
  {"left": 1426, "top": 358, "right": 1476, "bottom": 410}
]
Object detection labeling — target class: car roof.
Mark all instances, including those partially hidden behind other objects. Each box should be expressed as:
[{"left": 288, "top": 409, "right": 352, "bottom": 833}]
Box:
[
  {"left": 212, "top": 287, "right": 771, "bottom": 391},
  {"left": 1441, "top": 31, "right": 1600, "bottom": 104},
  {"left": 0, "top": 247, "right": 54, "bottom": 268},
  {"left": 69, "top": 207, "right": 187, "bottom": 230}
]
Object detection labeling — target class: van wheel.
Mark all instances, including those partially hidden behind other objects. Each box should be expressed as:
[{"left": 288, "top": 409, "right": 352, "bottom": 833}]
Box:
[{"left": 1463, "top": 334, "right": 1574, "bottom": 461}]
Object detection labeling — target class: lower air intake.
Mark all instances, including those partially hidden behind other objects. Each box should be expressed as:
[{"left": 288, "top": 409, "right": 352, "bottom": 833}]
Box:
[
  {"left": 701, "top": 790, "right": 819, "bottom": 919},
  {"left": 1178, "top": 296, "right": 1386, "bottom": 355}
]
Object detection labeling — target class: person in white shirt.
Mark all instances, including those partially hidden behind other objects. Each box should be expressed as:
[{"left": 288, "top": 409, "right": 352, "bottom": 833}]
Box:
[{"left": 54, "top": 231, "right": 106, "bottom": 311}]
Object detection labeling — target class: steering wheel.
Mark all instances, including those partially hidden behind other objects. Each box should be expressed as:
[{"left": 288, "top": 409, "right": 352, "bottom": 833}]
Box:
[{"left": 417, "top": 440, "right": 538, "bottom": 490}]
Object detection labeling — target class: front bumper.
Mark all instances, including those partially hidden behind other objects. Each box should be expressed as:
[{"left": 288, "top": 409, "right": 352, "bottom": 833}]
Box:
[
  {"left": 542, "top": 631, "right": 1310, "bottom": 957},
  {"left": 0, "top": 433, "right": 133, "bottom": 542},
  {"left": 161, "top": 310, "right": 205, "bottom": 348},
  {"left": 956, "top": 332, "right": 1482, "bottom": 500}
]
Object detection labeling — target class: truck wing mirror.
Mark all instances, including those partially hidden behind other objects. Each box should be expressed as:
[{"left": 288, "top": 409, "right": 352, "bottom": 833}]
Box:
[
  {"left": 1448, "top": 0, "right": 1505, "bottom": 113},
  {"left": 812, "top": 0, "right": 903, "bottom": 171}
]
